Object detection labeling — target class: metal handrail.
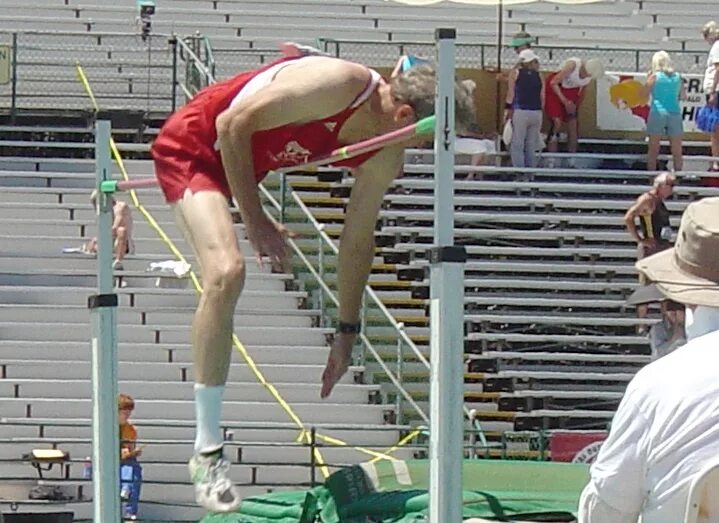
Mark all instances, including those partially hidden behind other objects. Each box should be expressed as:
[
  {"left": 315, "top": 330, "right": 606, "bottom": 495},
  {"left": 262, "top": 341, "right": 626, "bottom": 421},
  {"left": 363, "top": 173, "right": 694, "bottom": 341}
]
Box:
[
  {"left": 176, "top": 36, "right": 215, "bottom": 82},
  {"left": 201, "top": 34, "right": 216, "bottom": 79},
  {"left": 258, "top": 174, "right": 492, "bottom": 445},
  {"left": 258, "top": 177, "right": 430, "bottom": 425},
  {"left": 290, "top": 190, "right": 430, "bottom": 368}
]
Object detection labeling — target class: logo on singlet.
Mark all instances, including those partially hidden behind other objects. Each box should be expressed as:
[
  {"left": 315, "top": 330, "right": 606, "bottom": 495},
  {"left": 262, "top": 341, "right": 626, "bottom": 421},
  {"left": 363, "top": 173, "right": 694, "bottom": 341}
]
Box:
[
  {"left": 271, "top": 141, "right": 312, "bottom": 166},
  {"left": 324, "top": 121, "right": 337, "bottom": 132}
]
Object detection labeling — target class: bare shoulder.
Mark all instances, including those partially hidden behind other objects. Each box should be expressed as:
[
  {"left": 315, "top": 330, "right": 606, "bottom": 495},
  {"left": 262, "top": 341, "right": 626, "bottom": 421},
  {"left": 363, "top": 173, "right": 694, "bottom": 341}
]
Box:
[
  {"left": 636, "top": 192, "right": 653, "bottom": 205},
  {"left": 275, "top": 57, "right": 370, "bottom": 87},
  {"left": 633, "top": 192, "right": 656, "bottom": 213}
]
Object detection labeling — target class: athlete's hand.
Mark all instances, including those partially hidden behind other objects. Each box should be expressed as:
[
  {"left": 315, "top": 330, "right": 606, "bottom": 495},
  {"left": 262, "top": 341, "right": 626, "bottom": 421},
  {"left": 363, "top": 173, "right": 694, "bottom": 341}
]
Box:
[
  {"left": 246, "top": 215, "right": 294, "bottom": 272},
  {"left": 320, "top": 333, "right": 355, "bottom": 399}
]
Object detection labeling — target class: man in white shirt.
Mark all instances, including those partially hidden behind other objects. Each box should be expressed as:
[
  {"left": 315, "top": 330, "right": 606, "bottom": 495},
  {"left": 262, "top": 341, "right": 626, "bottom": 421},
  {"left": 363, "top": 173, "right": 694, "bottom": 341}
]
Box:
[{"left": 578, "top": 196, "right": 719, "bottom": 523}]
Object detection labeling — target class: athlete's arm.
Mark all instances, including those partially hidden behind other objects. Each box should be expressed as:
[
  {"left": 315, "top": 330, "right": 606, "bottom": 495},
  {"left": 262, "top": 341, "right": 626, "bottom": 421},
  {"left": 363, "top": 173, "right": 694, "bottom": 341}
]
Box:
[
  {"left": 320, "top": 146, "right": 405, "bottom": 398},
  {"left": 338, "top": 147, "right": 404, "bottom": 325}
]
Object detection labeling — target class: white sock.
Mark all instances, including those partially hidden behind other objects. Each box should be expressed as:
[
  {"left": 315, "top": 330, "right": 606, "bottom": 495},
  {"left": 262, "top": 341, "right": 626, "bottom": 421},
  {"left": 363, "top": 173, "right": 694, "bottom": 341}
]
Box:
[{"left": 194, "top": 384, "right": 225, "bottom": 454}]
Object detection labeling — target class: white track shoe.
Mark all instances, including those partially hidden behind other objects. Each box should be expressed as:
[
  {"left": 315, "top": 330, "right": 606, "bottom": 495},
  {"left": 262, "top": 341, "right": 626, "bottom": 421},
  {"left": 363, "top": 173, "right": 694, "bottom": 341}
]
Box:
[{"left": 188, "top": 451, "right": 241, "bottom": 513}]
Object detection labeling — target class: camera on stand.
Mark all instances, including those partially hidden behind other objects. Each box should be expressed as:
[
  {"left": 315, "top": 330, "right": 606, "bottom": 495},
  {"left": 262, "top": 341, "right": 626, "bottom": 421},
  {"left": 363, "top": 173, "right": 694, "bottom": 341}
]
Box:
[{"left": 136, "top": 0, "right": 156, "bottom": 41}]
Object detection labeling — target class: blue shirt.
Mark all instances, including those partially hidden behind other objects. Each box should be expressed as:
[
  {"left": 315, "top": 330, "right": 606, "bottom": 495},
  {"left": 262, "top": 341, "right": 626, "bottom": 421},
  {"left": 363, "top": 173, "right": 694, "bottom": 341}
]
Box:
[
  {"left": 514, "top": 68, "right": 542, "bottom": 111},
  {"left": 651, "top": 71, "right": 681, "bottom": 115},
  {"left": 400, "top": 54, "right": 428, "bottom": 73}
]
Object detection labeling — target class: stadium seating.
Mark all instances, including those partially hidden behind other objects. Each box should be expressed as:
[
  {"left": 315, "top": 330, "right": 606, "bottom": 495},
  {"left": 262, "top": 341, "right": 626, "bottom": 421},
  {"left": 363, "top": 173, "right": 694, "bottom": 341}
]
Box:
[
  {"left": 0, "top": 149, "right": 417, "bottom": 521},
  {"left": 1, "top": 0, "right": 717, "bottom": 519}
]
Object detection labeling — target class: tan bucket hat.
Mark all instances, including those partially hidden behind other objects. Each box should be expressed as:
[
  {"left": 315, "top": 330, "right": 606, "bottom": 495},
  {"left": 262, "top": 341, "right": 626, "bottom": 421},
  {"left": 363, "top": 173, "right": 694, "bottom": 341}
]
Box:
[{"left": 636, "top": 197, "right": 719, "bottom": 307}]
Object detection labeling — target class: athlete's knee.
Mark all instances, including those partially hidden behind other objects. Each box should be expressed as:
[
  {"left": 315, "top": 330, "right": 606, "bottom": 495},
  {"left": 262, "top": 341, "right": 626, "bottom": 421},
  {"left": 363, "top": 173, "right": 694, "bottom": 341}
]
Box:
[{"left": 203, "top": 254, "right": 246, "bottom": 299}]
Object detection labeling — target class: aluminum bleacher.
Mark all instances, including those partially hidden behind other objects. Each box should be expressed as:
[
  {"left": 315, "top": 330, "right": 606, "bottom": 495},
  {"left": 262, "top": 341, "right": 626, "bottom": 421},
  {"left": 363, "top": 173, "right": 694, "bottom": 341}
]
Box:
[
  {"left": 0, "top": 153, "right": 416, "bottom": 521},
  {"left": 1, "top": 0, "right": 717, "bottom": 516}
]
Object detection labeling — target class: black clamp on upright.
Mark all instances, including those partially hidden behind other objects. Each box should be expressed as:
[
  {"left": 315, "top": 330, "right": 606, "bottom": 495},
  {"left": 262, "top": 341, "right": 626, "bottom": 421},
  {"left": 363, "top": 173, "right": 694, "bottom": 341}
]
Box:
[
  {"left": 428, "top": 246, "right": 467, "bottom": 265},
  {"left": 87, "top": 293, "right": 118, "bottom": 310},
  {"left": 435, "top": 28, "right": 457, "bottom": 40}
]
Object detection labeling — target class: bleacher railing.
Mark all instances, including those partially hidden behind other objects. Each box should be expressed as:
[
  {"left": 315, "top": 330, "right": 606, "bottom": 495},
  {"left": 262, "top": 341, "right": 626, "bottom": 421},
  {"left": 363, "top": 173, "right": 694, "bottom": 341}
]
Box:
[
  {"left": 259, "top": 171, "right": 432, "bottom": 428},
  {"left": 0, "top": 30, "right": 711, "bottom": 119},
  {"left": 177, "top": 33, "right": 215, "bottom": 100},
  {"left": 0, "top": 30, "right": 177, "bottom": 119},
  {"left": 317, "top": 37, "right": 709, "bottom": 74}
]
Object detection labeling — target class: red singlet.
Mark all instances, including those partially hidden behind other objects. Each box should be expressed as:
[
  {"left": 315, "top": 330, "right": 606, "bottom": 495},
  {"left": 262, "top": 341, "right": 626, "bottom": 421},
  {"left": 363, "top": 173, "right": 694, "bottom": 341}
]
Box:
[{"left": 151, "top": 57, "right": 381, "bottom": 203}]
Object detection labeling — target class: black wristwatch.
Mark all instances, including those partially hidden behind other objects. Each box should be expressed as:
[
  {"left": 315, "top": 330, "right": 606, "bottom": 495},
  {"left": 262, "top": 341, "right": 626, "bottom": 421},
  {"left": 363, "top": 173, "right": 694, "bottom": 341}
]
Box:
[{"left": 337, "top": 321, "right": 361, "bottom": 334}]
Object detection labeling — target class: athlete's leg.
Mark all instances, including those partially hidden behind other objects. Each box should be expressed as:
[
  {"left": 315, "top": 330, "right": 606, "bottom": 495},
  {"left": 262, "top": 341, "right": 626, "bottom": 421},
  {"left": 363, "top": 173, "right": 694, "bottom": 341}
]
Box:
[
  {"left": 172, "top": 188, "right": 244, "bottom": 512},
  {"left": 174, "top": 189, "right": 245, "bottom": 389}
]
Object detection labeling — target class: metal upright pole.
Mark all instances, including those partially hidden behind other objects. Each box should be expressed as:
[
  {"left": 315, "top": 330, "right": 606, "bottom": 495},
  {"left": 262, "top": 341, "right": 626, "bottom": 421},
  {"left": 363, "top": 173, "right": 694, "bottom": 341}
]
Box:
[
  {"left": 89, "top": 120, "right": 121, "bottom": 523},
  {"left": 170, "top": 34, "right": 178, "bottom": 113},
  {"left": 496, "top": 0, "right": 504, "bottom": 131},
  {"left": 429, "top": 28, "right": 466, "bottom": 523},
  {"left": 10, "top": 32, "right": 18, "bottom": 124}
]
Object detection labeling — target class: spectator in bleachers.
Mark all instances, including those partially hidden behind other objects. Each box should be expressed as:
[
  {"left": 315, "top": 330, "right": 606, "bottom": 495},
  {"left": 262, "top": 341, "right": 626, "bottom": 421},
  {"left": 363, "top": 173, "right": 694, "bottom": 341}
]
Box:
[
  {"left": 497, "top": 31, "right": 534, "bottom": 85},
  {"left": 623, "top": 172, "right": 675, "bottom": 333},
  {"left": 627, "top": 284, "right": 686, "bottom": 360},
  {"left": 510, "top": 31, "right": 533, "bottom": 55},
  {"left": 119, "top": 393, "right": 141, "bottom": 462},
  {"left": 545, "top": 58, "right": 604, "bottom": 164},
  {"left": 701, "top": 21, "right": 719, "bottom": 175},
  {"left": 642, "top": 51, "right": 685, "bottom": 173},
  {"left": 649, "top": 299, "right": 686, "bottom": 360},
  {"left": 118, "top": 393, "right": 142, "bottom": 519},
  {"left": 456, "top": 122, "right": 497, "bottom": 180},
  {"left": 84, "top": 190, "right": 134, "bottom": 270},
  {"left": 578, "top": 196, "right": 719, "bottom": 523},
  {"left": 505, "top": 49, "right": 544, "bottom": 168}
]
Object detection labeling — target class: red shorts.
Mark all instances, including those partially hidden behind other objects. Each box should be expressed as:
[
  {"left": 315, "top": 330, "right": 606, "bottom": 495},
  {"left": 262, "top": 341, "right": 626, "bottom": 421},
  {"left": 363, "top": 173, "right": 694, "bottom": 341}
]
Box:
[
  {"left": 151, "top": 104, "right": 232, "bottom": 203},
  {"left": 544, "top": 73, "right": 582, "bottom": 122}
]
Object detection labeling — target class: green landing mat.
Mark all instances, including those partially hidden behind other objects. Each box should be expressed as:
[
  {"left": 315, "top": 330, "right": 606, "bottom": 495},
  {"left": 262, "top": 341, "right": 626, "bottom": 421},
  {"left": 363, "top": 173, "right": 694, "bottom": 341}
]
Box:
[{"left": 200, "top": 459, "right": 590, "bottom": 523}]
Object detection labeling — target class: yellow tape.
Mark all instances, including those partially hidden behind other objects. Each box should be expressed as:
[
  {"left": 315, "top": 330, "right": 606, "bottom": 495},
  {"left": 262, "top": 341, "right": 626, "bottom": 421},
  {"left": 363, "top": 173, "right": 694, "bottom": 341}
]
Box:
[
  {"left": 75, "top": 64, "right": 419, "bottom": 479},
  {"left": 316, "top": 433, "right": 399, "bottom": 462},
  {"left": 75, "top": 63, "right": 99, "bottom": 112},
  {"left": 369, "top": 429, "right": 422, "bottom": 464}
]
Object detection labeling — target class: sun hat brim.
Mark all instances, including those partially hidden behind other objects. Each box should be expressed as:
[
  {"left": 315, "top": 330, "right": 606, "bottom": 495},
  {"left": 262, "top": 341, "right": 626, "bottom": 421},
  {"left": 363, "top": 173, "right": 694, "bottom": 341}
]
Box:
[{"left": 636, "top": 247, "right": 719, "bottom": 307}]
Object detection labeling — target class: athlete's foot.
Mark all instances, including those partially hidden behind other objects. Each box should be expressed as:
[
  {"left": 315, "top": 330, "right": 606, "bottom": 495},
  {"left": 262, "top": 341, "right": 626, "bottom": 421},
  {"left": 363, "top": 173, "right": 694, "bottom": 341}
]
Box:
[{"left": 188, "top": 449, "right": 241, "bottom": 513}]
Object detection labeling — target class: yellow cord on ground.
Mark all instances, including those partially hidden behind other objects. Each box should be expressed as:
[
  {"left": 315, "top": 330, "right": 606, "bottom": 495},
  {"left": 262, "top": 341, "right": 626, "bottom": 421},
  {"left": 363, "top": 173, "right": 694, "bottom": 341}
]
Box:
[{"left": 76, "top": 64, "right": 419, "bottom": 477}]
